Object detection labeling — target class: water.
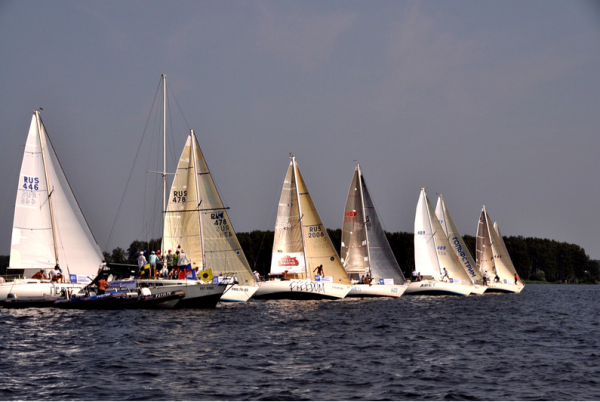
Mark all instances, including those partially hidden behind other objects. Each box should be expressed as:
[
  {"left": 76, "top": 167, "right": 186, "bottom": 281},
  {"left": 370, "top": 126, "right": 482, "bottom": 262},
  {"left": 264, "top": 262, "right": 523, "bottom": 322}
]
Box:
[{"left": 1, "top": 284, "right": 599, "bottom": 401}]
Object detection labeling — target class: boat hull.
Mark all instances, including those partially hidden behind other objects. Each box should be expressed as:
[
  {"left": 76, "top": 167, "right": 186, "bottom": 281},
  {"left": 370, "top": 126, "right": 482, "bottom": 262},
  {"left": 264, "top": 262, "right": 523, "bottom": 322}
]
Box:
[
  {"left": 253, "top": 280, "right": 351, "bottom": 300},
  {"left": 484, "top": 282, "right": 524, "bottom": 294},
  {"left": 469, "top": 284, "right": 487, "bottom": 295},
  {"left": 138, "top": 279, "right": 227, "bottom": 308},
  {"left": 0, "top": 280, "right": 88, "bottom": 305},
  {"left": 347, "top": 283, "right": 408, "bottom": 298},
  {"left": 404, "top": 280, "right": 472, "bottom": 296},
  {"left": 220, "top": 284, "right": 259, "bottom": 302}
]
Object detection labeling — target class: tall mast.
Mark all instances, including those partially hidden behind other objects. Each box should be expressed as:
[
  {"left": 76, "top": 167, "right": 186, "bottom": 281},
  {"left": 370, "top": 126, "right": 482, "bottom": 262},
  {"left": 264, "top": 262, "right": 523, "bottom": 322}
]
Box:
[
  {"left": 292, "top": 156, "right": 308, "bottom": 278},
  {"left": 190, "top": 130, "right": 206, "bottom": 269},
  {"left": 357, "top": 164, "right": 372, "bottom": 278},
  {"left": 162, "top": 74, "right": 167, "bottom": 221},
  {"left": 36, "top": 110, "right": 60, "bottom": 266}
]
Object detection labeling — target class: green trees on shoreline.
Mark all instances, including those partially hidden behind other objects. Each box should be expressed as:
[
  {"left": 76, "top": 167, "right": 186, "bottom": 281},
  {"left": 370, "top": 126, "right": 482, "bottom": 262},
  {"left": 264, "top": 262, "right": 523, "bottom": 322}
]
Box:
[{"left": 2, "top": 230, "right": 598, "bottom": 284}]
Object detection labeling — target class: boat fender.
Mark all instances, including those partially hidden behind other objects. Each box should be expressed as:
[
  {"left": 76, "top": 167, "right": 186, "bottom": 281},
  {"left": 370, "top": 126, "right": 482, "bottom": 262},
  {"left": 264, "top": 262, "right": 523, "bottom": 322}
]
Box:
[{"left": 141, "top": 288, "right": 151, "bottom": 296}]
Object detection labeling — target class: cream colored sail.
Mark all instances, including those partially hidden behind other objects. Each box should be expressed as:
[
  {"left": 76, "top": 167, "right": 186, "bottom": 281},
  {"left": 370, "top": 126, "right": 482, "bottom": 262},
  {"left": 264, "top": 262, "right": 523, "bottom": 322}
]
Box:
[
  {"left": 414, "top": 188, "right": 442, "bottom": 279},
  {"left": 294, "top": 158, "right": 350, "bottom": 285},
  {"left": 476, "top": 207, "right": 496, "bottom": 278},
  {"left": 163, "top": 130, "right": 255, "bottom": 285},
  {"left": 270, "top": 160, "right": 305, "bottom": 275},
  {"left": 9, "top": 111, "right": 102, "bottom": 280},
  {"left": 490, "top": 220, "right": 518, "bottom": 282},
  {"left": 435, "top": 195, "right": 483, "bottom": 284}
]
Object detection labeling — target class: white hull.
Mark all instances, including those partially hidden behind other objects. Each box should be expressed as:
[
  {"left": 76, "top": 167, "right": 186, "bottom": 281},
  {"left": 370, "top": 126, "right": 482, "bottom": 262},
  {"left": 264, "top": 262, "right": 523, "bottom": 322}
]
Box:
[
  {"left": 484, "top": 281, "right": 524, "bottom": 294},
  {"left": 404, "top": 280, "right": 472, "bottom": 296},
  {"left": 220, "top": 284, "right": 259, "bottom": 302},
  {"left": 253, "top": 280, "right": 351, "bottom": 300},
  {"left": 0, "top": 280, "right": 88, "bottom": 303},
  {"left": 347, "top": 283, "right": 408, "bottom": 298},
  {"left": 138, "top": 279, "right": 227, "bottom": 308},
  {"left": 469, "top": 284, "right": 488, "bottom": 295}
]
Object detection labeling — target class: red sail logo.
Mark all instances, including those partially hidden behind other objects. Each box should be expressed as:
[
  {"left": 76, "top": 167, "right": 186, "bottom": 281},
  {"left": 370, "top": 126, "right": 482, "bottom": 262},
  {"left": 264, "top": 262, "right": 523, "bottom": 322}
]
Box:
[{"left": 279, "top": 256, "right": 299, "bottom": 267}]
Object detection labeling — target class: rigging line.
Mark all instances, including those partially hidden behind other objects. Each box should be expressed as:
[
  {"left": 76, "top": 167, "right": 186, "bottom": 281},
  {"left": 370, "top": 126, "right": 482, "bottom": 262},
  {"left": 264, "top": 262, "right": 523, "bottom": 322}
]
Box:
[
  {"left": 251, "top": 176, "right": 281, "bottom": 271},
  {"left": 105, "top": 77, "right": 162, "bottom": 252}
]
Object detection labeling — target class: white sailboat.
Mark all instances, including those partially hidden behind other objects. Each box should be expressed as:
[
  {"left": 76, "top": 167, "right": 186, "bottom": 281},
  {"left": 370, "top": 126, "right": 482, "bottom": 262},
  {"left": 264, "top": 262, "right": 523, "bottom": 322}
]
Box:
[
  {"left": 405, "top": 188, "right": 473, "bottom": 296},
  {"left": 0, "top": 111, "right": 102, "bottom": 303},
  {"left": 435, "top": 195, "right": 487, "bottom": 295},
  {"left": 161, "top": 129, "right": 258, "bottom": 302},
  {"left": 475, "top": 206, "right": 524, "bottom": 294},
  {"left": 340, "top": 164, "right": 407, "bottom": 298},
  {"left": 134, "top": 75, "right": 228, "bottom": 307},
  {"left": 253, "top": 156, "right": 352, "bottom": 300}
]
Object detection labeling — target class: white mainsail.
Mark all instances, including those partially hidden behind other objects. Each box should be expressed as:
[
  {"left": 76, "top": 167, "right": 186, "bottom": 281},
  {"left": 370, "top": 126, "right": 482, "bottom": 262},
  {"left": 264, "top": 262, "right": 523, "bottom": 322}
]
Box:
[
  {"left": 406, "top": 188, "right": 472, "bottom": 296},
  {"left": 163, "top": 130, "right": 256, "bottom": 288},
  {"left": 435, "top": 195, "right": 484, "bottom": 286},
  {"left": 341, "top": 164, "right": 406, "bottom": 283},
  {"left": 270, "top": 160, "right": 306, "bottom": 276},
  {"left": 10, "top": 111, "right": 102, "bottom": 280}
]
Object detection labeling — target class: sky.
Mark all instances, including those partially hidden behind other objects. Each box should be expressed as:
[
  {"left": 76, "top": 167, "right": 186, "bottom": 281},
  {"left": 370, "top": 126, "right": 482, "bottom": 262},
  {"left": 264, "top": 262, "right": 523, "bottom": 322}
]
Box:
[{"left": 1, "top": 0, "right": 599, "bottom": 261}]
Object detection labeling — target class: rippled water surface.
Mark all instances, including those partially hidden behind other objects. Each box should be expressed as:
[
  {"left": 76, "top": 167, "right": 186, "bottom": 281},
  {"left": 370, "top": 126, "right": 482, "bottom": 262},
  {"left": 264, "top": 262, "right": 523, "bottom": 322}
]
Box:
[{"left": 1, "top": 284, "right": 599, "bottom": 400}]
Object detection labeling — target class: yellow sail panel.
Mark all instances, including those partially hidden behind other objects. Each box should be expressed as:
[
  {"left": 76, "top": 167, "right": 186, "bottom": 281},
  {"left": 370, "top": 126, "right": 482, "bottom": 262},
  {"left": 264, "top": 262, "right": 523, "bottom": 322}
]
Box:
[
  {"left": 294, "top": 162, "right": 350, "bottom": 285},
  {"left": 163, "top": 135, "right": 203, "bottom": 267}
]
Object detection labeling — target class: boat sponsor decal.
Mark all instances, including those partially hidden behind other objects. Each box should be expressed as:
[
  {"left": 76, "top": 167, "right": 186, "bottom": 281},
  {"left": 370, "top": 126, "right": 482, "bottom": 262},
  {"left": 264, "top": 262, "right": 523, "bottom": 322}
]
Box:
[
  {"left": 451, "top": 236, "right": 477, "bottom": 278},
  {"left": 278, "top": 255, "right": 299, "bottom": 267},
  {"left": 108, "top": 280, "right": 137, "bottom": 290},
  {"left": 211, "top": 212, "right": 232, "bottom": 238},
  {"left": 380, "top": 278, "right": 394, "bottom": 285},
  {"left": 172, "top": 190, "right": 187, "bottom": 203},
  {"left": 419, "top": 282, "right": 436, "bottom": 288},
  {"left": 391, "top": 287, "right": 399, "bottom": 293},
  {"left": 69, "top": 274, "right": 92, "bottom": 284},
  {"left": 315, "top": 275, "right": 333, "bottom": 282},
  {"left": 289, "top": 280, "right": 324, "bottom": 293}
]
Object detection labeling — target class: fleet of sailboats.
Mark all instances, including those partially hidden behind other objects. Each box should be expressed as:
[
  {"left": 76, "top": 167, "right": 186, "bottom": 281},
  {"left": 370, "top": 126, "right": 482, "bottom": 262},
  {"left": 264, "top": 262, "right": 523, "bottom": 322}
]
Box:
[
  {"left": 0, "top": 78, "right": 528, "bottom": 307},
  {"left": 341, "top": 164, "right": 407, "bottom": 298},
  {"left": 253, "top": 156, "right": 352, "bottom": 300},
  {"left": 435, "top": 195, "right": 487, "bottom": 295},
  {"left": 405, "top": 188, "right": 474, "bottom": 296},
  {"left": 476, "top": 206, "right": 524, "bottom": 294}
]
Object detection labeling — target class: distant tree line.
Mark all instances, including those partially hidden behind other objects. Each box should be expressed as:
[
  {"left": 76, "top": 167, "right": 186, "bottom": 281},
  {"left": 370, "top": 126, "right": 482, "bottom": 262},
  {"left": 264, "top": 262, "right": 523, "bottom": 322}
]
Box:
[{"left": 2, "top": 231, "right": 598, "bottom": 284}]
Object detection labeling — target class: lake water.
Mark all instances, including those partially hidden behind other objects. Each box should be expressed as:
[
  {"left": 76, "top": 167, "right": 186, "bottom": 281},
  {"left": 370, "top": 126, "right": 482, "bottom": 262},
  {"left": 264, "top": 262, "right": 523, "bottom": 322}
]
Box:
[{"left": 1, "top": 284, "right": 599, "bottom": 401}]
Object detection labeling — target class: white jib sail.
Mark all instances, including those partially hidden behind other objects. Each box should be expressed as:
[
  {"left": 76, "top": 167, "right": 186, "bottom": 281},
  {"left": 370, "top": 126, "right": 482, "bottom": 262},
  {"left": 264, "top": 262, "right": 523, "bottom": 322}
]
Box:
[
  {"left": 435, "top": 195, "right": 482, "bottom": 284},
  {"left": 414, "top": 188, "right": 442, "bottom": 280}
]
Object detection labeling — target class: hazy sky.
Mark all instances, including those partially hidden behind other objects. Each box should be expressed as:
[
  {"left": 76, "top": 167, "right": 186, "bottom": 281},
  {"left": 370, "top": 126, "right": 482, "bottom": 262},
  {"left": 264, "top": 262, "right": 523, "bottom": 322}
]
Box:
[{"left": 1, "top": 1, "right": 599, "bottom": 261}]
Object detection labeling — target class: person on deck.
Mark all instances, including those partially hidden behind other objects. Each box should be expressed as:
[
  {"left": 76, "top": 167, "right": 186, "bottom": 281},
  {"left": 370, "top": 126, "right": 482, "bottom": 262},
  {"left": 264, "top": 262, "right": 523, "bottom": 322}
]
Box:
[
  {"left": 32, "top": 270, "right": 46, "bottom": 280},
  {"left": 97, "top": 277, "right": 110, "bottom": 295},
  {"left": 149, "top": 251, "right": 159, "bottom": 279},
  {"left": 514, "top": 273, "right": 519, "bottom": 285},
  {"left": 138, "top": 251, "right": 147, "bottom": 278},
  {"left": 441, "top": 267, "right": 450, "bottom": 282},
  {"left": 48, "top": 265, "right": 63, "bottom": 283},
  {"left": 313, "top": 264, "right": 324, "bottom": 278},
  {"left": 178, "top": 249, "right": 190, "bottom": 279}
]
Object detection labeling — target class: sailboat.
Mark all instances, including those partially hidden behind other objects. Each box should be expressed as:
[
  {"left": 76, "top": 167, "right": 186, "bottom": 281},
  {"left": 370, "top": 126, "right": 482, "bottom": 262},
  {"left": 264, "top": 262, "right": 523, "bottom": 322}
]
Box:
[
  {"left": 253, "top": 156, "right": 352, "bottom": 300},
  {"left": 0, "top": 111, "right": 103, "bottom": 303},
  {"left": 340, "top": 164, "right": 407, "bottom": 298},
  {"left": 161, "top": 129, "right": 258, "bottom": 302},
  {"left": 475, "top": 206, "right": 524, "bottom": 293},
  {"left": 435, "top": 195, "right": 487, "bottom": 295},
  {"left": 405, "top": 188, "right": 473, "bottom": 296},
  {"left": 132, "top": 75, "right": 228, "bottom": 307}
]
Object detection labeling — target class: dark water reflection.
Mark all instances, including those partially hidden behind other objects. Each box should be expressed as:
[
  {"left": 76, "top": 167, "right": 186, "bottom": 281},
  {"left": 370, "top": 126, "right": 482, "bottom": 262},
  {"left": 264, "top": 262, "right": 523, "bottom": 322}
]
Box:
[{"left": 1, "top": 285, "right": 599, "bottom": 400}]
